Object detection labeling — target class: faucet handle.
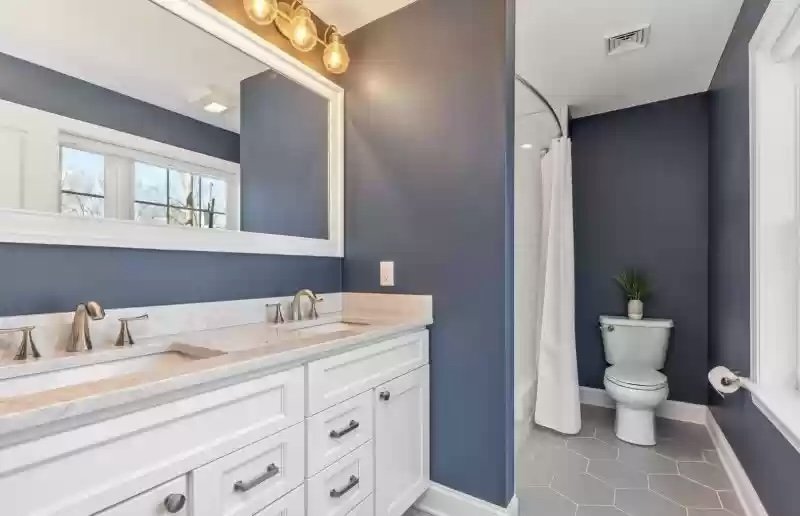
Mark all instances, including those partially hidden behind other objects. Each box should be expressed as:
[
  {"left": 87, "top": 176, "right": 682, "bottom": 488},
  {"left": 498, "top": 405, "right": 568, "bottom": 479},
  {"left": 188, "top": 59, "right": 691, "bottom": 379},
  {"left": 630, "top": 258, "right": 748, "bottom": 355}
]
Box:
[
  {"left": 0, "top": 326, "right": 41, "bottom": 361},
  {"left": 115, "top": 314, "right": 149, "bottom": 347},
  {"left": 311, "top": 296, "right": 324, "bottom": 319},
  {"left": 265, "top": 303, "right": 285, "bottom": 324}
]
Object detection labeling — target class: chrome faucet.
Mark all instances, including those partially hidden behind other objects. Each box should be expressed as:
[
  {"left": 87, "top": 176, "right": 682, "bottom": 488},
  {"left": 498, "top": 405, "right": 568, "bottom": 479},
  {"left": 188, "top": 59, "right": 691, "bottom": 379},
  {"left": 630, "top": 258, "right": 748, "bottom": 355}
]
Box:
[
  {"left": 68, "top": 301, "right": 106, "bottom": 352},
  {"left": 291, "top": 289, "right": 323, "bottom": 321}
]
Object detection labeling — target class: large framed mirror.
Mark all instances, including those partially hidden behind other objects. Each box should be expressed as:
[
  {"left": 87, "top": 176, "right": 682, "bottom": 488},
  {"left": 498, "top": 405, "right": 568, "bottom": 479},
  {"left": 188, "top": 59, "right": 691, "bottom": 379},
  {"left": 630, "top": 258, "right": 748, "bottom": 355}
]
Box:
[{"left": 0, "top": 0, "right": 343, "bottom": 256}]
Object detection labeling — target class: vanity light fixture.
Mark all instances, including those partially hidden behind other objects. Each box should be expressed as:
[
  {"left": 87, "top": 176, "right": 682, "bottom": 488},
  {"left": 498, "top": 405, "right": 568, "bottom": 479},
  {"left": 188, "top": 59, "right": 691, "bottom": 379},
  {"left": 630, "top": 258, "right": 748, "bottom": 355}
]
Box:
[
  {"left": 289, "top": 5, "right": 318, "bottom": 51},
  {"left": 243, "top": 0, "right": 350, "bottom": 74},
  {"left": 323, "top": 27, "right": 350, "bottom": 75},
  {"left": 244, "top": 0, "right": 279, "bottom": 25}
]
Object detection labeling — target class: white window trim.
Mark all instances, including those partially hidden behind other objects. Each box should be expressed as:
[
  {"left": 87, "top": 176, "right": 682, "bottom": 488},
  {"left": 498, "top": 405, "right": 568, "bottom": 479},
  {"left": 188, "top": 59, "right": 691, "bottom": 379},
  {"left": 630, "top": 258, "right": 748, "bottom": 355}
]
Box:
[
  {"left": 0, "top": 0, "right": 344, "bottom": 257},
  {"left": 749, "top": 0, "right": 800, "bottom": 453}
]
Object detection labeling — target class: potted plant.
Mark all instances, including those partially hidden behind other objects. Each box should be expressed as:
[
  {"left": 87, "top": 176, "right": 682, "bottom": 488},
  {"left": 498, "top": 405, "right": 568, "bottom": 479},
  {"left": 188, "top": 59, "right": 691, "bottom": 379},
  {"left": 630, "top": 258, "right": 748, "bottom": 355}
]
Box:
[{"left": 614, "top": 269, "right": 650, "bottom": 320}]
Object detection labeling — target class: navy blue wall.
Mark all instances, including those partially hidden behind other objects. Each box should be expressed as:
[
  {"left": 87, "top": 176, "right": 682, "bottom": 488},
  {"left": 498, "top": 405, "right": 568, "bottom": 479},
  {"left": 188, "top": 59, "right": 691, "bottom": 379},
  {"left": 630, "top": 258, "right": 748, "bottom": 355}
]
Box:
[
  {"left": 340, "top": 0, "right": 516, "bottom": 507},
  {"left": 0, "top": 244, "right": 340, "bottom": 317},
  {"left": 708, "top": 1, "right": 800, "bottom": 514},
  {"left": 240, "top": 71, "right": 329, "bottom": 238},
  {"left": 571, "top": 93, "right": 710, "bottom": 404},
  {"left": 0, "top": 53, "right": 342, "bottom": 316},
  {"left": 0, "top": 52, "right": 239, "bottom": 163}
]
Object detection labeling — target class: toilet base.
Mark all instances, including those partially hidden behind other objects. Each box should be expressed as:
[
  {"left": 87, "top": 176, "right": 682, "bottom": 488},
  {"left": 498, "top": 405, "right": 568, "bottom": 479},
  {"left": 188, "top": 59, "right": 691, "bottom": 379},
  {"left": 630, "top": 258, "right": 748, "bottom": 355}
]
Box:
[{"left": 614, "top": 405, "right": 656, "bottom": 446}]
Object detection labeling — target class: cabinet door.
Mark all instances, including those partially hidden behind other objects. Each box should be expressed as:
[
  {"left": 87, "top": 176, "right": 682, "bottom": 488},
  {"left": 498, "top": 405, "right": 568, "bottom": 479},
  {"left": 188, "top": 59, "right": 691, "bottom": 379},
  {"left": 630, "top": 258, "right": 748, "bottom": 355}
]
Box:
[
  {"left": 94, "top": 476, "right": 188, "bottom": 516},
  {"left": 374, "top": 366, "right": 430, "bottom": 516}
]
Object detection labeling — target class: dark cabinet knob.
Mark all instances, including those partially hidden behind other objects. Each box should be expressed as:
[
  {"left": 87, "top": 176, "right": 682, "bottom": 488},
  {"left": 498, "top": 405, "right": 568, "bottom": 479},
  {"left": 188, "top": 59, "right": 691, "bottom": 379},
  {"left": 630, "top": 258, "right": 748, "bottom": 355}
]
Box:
[
  {"left": 379, "top": 391, "right": 391, "bottom": 401},
  {"left": 163, "top": 493, "right": 186, "bottom": 513}
]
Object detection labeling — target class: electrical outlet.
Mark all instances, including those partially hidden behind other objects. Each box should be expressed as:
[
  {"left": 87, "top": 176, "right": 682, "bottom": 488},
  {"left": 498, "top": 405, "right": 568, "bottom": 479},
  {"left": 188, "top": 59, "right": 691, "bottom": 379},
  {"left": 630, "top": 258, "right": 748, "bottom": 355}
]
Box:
[{"left": 380, "top": 261, "right": 395, "bottom": 287}]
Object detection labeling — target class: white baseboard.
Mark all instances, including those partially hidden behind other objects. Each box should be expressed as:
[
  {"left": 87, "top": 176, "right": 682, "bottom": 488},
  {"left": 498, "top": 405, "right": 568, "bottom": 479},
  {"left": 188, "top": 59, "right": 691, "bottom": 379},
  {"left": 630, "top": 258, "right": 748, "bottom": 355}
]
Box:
[
  {"left": 579, "top": 386, "right": 709, "bottom": 424},
  {"left": 415, "top": 483, "right": 518, "bottom": 516},
  {"left": 706, "top": 411, "right": 768, "bottom": 516}
]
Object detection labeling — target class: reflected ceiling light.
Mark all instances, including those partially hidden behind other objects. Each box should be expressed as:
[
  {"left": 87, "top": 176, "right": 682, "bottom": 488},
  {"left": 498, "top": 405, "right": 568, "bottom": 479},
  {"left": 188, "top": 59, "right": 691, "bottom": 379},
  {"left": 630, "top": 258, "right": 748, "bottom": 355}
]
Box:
[
  {"left": 520, "top": 143, "right": 534, "bottom": 149},
  {"left": 193, "top": 87, "right": 235, "bottom": 115},
  {"left": 323, "top": 27, "right": 350, "bottom": 74},
  {"left": 242, "top": 0, "right": 350, "bottom": 74},
  {"left": 244, "top": 0, "right": 278, "bottom": 25},
  {"left": 289, "top": 6, "right": 318, "bottom": 51},
  {"left": 203, "top": 101, "right": 229, "bottom": 114}
]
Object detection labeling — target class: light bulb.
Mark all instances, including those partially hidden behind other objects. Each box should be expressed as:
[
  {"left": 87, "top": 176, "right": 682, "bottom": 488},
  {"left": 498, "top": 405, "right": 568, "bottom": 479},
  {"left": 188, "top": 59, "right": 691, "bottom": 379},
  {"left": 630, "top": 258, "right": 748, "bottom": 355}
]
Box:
[
  {"left": 244, "top": 0, "right": 278, "bottom": 25},
  {"left": 290, "top": 7, "right": 318, "bottom": 52},
  {"left": 323, "top": 32, "right": 350, "bottom": 74}
]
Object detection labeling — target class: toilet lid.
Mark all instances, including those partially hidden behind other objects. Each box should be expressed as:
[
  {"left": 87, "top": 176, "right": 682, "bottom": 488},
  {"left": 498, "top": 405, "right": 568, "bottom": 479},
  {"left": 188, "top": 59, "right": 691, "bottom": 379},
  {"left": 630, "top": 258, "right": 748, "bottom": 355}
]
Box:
[{"left": 605, "top": 365, "right": 667, "bottom": 390}]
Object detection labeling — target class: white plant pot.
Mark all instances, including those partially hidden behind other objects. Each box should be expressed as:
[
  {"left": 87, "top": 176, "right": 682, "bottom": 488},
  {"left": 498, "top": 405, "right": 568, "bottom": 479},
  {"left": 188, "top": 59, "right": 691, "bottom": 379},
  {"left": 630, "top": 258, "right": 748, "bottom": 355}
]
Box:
[{"left": 628, "top": 300, "right": 644, "bottom": 320}]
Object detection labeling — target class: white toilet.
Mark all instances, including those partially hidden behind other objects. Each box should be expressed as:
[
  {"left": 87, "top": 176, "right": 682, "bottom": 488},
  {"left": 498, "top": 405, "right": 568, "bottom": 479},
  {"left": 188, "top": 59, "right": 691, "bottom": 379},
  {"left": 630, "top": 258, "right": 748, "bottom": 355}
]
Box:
[{"left": 599, "top": 315, "right": 673, "bottom": 446}]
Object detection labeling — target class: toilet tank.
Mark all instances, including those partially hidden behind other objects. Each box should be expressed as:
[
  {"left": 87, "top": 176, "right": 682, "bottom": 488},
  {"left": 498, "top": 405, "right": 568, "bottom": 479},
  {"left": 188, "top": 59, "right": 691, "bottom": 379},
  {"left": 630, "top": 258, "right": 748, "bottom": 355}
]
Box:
[{"left": 599, "top": 316, "right": 673, "bottom": 369}]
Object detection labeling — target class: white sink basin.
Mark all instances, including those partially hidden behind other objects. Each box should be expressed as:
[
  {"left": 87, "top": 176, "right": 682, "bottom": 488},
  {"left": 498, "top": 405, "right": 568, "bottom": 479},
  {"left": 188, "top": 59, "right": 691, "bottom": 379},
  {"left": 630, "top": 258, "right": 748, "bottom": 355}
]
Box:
[
  {"left": 0, "top": 347, "right": 223, "bottom": 399},
  {"left": 287, "top": 321, "right": 372, "bottom": 338}
]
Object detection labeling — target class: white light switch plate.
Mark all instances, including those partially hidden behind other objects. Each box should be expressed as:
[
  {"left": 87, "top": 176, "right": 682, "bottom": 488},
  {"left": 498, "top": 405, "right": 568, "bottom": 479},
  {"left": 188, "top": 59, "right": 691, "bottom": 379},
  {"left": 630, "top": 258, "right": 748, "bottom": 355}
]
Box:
[{"left": 380, "top": 261, "right": 395, "bottom": 287}]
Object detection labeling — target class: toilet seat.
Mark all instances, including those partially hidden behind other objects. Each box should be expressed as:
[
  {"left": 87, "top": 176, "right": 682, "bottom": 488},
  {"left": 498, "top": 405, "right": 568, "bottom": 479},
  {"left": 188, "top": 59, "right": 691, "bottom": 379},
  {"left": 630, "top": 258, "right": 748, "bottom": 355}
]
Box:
[{"left": 604, "top": 365, "right": 667, "bottom": 391}]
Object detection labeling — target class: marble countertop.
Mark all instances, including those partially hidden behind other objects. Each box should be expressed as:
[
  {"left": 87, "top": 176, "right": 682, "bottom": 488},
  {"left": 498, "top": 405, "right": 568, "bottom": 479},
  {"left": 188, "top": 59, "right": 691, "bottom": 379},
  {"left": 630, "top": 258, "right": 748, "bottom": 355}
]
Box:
[{"left": 0, "top": 313, "right": 431, "bottom": 438}]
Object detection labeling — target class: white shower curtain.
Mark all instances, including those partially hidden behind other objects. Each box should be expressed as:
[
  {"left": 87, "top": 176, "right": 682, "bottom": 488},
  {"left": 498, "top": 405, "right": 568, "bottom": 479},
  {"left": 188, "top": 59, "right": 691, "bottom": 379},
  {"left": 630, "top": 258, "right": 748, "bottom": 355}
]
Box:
[{"left": 534, "top": 137, "right": 582, "bottom": 435}]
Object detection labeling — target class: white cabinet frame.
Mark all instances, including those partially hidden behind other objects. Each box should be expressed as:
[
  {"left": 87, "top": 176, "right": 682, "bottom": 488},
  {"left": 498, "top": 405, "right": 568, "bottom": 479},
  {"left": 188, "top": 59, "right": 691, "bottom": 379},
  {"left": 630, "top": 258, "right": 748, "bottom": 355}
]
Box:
[{"left": 0, "top": 0, "right": 344, "bottom": 257}]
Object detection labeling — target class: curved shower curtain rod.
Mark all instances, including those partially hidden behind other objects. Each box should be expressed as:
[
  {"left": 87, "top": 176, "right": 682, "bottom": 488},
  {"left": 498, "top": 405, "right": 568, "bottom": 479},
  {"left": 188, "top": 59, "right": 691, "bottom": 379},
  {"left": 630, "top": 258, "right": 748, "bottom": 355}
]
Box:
[{"left": 515, "top": 74, "right": 564, "bottom": 139}]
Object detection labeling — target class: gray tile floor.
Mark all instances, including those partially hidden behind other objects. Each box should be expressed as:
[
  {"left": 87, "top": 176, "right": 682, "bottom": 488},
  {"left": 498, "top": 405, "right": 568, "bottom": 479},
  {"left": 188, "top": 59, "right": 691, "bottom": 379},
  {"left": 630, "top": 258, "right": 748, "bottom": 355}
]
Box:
[{"left": 516, "top": 405, "right": 744, "bottom": 516}]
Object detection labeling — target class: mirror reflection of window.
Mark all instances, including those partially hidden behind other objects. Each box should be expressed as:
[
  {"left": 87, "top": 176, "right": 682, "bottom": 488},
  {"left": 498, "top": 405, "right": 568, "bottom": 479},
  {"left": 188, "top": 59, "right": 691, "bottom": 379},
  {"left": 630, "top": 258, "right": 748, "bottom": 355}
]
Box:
[
  {"left": 134, "top": 163, "right": 228, "bottom": 229},
  {"left": 60, "top": 146, "right": 105, "bottom": 218},
  {"left": 134, "top": 162, "right": 169, "bottom": 225}
]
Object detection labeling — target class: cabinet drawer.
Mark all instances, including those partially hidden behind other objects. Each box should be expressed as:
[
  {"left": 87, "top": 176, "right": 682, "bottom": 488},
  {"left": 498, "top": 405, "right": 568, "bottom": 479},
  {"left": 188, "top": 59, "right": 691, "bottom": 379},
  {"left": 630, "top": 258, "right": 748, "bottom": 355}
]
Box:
[
  {"left": 307, "top": 330, "right": 428, "bottom": 414},
  {"left": 347, "top": 494, "right": 374, "bottom": 516},
  {"left": 192, "top": 422, "right": 304, "bottom": 516},
  {"left": 95, "top": 475, "right": 188, "bottom": 516},
  {"left": 307, "top": 442, "right": 374, "bottom": 516},
  {"left": 253, "top": 485, "right": 305, "bottom": 516},
  {"left": 307, "top": 391, "right": 374, "bottom": 476}
]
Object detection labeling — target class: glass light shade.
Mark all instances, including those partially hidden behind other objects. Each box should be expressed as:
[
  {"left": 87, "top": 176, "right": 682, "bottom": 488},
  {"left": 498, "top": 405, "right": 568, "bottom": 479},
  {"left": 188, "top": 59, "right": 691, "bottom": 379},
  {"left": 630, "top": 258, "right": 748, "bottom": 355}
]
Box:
[
  {"left": 290, "top": 7, "right": 318, "bottom": 52},
  {"left": 244, "top": 0, "right": 278, "bottom": 25},
  {"left": 323, "top": 33, "right": 350, "bottom": 74}
]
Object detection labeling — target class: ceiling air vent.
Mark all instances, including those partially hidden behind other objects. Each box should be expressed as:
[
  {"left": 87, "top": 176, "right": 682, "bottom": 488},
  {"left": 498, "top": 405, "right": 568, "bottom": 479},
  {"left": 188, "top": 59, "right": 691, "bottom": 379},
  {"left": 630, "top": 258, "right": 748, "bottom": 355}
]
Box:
[{"left": 606, "top": 25, "right": 650, "bottom": 56}]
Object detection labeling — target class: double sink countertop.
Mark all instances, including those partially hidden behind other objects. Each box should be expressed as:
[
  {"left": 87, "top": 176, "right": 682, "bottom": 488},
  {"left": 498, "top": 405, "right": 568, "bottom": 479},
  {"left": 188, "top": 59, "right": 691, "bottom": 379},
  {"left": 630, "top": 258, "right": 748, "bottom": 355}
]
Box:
[{"left": 0, "top": 313, "right": 432, "bottom": 438}]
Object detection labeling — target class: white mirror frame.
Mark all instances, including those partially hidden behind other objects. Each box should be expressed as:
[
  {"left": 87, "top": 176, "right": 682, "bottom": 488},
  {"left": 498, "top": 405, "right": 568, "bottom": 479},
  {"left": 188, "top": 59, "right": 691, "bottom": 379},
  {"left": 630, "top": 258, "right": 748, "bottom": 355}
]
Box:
[{"left": 0, "top": 0, "right": 344, "bottom": 258}]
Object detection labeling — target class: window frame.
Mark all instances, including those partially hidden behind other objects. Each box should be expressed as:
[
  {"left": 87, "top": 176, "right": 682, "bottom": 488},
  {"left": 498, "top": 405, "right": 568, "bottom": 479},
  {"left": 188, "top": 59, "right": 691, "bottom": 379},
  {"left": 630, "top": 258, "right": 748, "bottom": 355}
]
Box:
[
  {"left": 749, "top": 0, "right": 800, "bottom": 454},
  {"left": 58, "top": 135, "right": 239, "bottom": 230}
]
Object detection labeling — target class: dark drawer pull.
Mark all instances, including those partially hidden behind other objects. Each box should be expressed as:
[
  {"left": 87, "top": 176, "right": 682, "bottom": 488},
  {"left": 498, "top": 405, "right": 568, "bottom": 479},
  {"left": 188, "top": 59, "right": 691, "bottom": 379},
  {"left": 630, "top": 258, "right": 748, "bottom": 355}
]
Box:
[
  {"left": 233, "top": 463, "right": 279, "bottom": 492},
  {"left": 379, "top": 391, "right": 391, "bottom": 401},
  {"left": 329, "top": 420, "right": 360, "bottom": 439},
  {"left": 163, "top": 493, "right": 186, "bottom": 513},
  {"left": 329, "top": 475, "right": 359, "bottom": 498}
]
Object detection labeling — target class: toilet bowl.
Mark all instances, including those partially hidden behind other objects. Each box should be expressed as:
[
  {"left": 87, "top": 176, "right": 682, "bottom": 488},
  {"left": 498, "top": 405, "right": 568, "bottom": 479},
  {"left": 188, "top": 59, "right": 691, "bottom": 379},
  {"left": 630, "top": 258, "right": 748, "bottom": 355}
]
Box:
[
  {"left": 603, "top": 364, "right": 668, "bottom": 445},
  {"left": 599, "top": 316, "right": 673, "bottom": 446}
]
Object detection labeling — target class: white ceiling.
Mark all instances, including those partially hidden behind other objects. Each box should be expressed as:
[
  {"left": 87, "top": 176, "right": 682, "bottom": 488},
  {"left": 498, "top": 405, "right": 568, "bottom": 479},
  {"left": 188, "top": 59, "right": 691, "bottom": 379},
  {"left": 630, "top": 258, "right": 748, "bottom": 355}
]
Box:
[
  {"left": 0, "top": 0, "right": 268, "bottom": 132},
  {"left": 516, "top": 0, "right": 744, "bottom": 118},
  {"left": 305, "top": 0, "right": 419, "bottom": 34}
]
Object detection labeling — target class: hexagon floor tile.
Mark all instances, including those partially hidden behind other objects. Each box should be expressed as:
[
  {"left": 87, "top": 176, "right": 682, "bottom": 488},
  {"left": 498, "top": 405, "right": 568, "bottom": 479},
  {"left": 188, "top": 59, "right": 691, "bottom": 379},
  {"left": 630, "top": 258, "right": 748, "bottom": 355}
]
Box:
[
  {"left": 513, "top": 404, "right": 746, "bottom": 516},
  {"left": 650, "top": 474, "right": 722, "bottom": 509}
]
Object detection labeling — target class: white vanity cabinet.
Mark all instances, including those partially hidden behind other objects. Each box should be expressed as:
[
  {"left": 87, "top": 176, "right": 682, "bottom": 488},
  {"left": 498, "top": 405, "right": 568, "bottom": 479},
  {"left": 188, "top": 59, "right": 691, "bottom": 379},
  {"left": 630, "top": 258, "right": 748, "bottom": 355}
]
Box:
[
  {"left": 0, "top": 329, "right": 430, "bottom": 516},
  {"left": 304, "top": 331, "right": 430, "bottom": 516}
]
